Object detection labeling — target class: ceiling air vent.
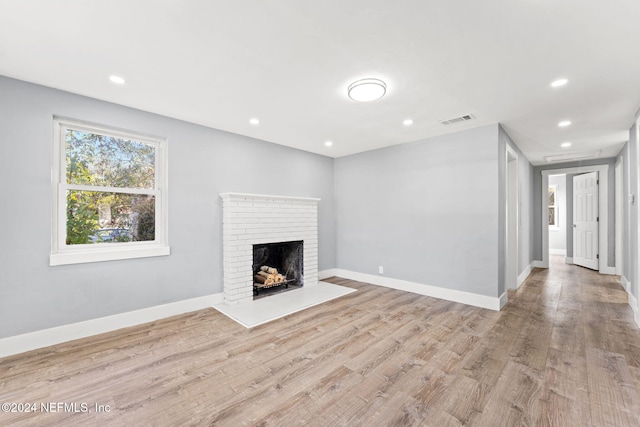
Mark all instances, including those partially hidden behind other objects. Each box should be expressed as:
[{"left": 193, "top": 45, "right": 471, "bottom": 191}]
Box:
[
  {"left": 439, "top": 114, "right": 476, "bottom": 126},
  {"left": 544, "top": 150, "right": 601, "bottom": 163}
]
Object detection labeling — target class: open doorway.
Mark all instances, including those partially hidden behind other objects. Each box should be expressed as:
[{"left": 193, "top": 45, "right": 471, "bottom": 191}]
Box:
[
  {"left": 615, "top": 157, "right": 624, "bottom": 278},
  {"left": 548, "top": 174, "right": 567, "bottom": 267},
  {"left": 505, "top": 146, "right": 518, "bottom": 291},
  {"left": 540, "top": 164, "right": 612, "bottom": 274},
  {"left": 547, "top": 171, "right": 601, "bottom": 271}
]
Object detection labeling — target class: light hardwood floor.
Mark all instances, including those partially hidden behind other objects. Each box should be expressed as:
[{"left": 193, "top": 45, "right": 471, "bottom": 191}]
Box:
[{"left": 1, "top": 257, "right": 640, "bottom": 426}]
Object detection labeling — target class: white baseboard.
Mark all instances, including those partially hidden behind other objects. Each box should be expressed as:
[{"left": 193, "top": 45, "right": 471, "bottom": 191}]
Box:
[
  {"left": 621, "top": 275, "right": 630, "bottom": 292},
  {"left": 318, "top": 268, "right": 341, "bottom": 280},
  {"left": 629, "top": 292, "right": 640, "bottom": 329},
  {"left": 533, "top": 260, "right": 546, "bottom": 268},
  {"left": 517, "top": 263, "right": 534, "bottom": 289},
  {"left": 565, "top": 257, "right": 573, "bottom": 264},
  {"left": 318, "top": 269, "right": 502, "bottom": 311},
  {"left": 499, "top": 292, "right": 508, "bottom": 309},
  {"left": 549, "top": 249, "right": 567, "bottom": 256},
  {"left": 599, "top": 266, "right": 617, "bottom": 275},
  {"left": 0, "top": 293, "right": 224, "bottom": 359}
]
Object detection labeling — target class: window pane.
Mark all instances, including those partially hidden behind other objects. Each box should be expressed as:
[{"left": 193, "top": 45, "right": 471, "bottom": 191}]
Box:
[
  {"left": 66, "top": 130, "right": 155, "bottom": 189},
  {"left": 66, "top": 190, "right": 155, "bottom": 244},
  {"left": 548, "top": 187, "right": 555, "bottom": 207},
  {"left": 548, "top": 207, "right": 555, "bottom": 226}
]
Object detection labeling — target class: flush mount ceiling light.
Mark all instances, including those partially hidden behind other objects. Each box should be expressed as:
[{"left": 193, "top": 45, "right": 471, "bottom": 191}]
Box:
[
  {"left": 561, "top": 141, "right": 572, "bottom": 148},
  {"left": 558, "top": 120, "right": 572, "bottom": 127},
  {"left": 347, "top": 78, "right": 387, "bottom": 102},
  {"left": 324, "top": 141, "right": 333, "bottom": 147},
  {"left": 403, "top": 119, "right": 414, "bottom": 126},
  {"left": 109, "top": 75, "right": 125, "bottom": 85},
  {"left": 249, "top": 118, "right": 260, "bottom": 125},
  {"left": 551, "top": 78, "right": 569, "bottom": 88}
]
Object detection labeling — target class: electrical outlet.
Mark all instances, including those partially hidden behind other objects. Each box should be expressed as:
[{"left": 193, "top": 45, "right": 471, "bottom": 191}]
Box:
[{"left": 379, "top": 266, "right": 384, "bottom": 274}]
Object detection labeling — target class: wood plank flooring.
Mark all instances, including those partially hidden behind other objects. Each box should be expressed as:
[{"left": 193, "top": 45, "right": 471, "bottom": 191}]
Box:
[{"left": 1, "top": 257, "right": 639, "bottom": 426}]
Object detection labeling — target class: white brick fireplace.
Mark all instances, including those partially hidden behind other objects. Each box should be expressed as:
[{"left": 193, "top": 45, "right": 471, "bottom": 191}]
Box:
[{"left": 220, "top": 193, "right": 320, "bottom": 305}]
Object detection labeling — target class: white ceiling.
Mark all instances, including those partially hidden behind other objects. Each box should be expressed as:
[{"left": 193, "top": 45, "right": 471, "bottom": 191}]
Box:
[{"left": 1, "top": 0, "right": 639, "bottom": 165}]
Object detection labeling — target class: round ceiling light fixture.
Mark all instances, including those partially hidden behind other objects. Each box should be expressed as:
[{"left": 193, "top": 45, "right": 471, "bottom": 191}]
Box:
[
  {"left": 561, "top": 141, "right": 572, "bottom": 148},
  {"left": 348, "top": 78, "right": 387, "bottom": 102},
  {"left": 403, "top": 119, "right": 414, "bottom": 126},
  {"left": 558, "top": 120, "right": 572, "bottom": 127}
]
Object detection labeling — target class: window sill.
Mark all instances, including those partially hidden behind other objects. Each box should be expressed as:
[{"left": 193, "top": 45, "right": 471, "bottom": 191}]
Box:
[{"left": 50, "top": 245, "right": 170, "bottom": 266}]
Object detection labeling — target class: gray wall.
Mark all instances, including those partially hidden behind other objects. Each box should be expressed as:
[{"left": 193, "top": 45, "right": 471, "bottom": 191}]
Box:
[
  {"left": 335, "top": 125, "right": 501, "bottom": 298},
  {"left": 532, "top": 158, "right": 617, "bottom": 266},
  {"left": 548, "top": 174, "right": 567, "bottom": 252},
  {"left": 0, "top": 76, "right": 336, "bottom": 339}
]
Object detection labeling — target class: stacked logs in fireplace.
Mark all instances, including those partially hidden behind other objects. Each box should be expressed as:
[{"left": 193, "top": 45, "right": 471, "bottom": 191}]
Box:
[{"left": 253, "top": 265, "right": 294, "bottom": 295}]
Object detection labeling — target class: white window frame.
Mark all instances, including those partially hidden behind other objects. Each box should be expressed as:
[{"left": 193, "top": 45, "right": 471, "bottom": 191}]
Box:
[
  {"left": 548, "top": 184, "right": 559, "bottom": 230},
  {"left": 50, "top": 117, "right": 169, "bottom": 266}
]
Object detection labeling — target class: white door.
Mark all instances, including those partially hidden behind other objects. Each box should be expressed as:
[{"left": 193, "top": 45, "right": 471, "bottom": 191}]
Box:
[{"left": 573, "top": 172, "right": 599, "bottom": 270}]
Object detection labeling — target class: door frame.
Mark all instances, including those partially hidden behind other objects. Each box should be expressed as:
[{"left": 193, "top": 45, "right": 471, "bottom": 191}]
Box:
[
  {"left": 615, "top": 156, "right": 624, "bottom": 278},
  {"left": 636, "top": 117, "right": 640, "bottom": 325},
  {"left": 541, "top": 164, "right": 613, "bottom": 274},
  {"left": 505, "top": 145, "right": 519, "bottom": 291}
]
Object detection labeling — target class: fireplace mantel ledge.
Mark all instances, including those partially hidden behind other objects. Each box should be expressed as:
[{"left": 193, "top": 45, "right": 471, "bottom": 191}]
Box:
[{"left": 220, "top": 192, "right": 320, "bottom": 202}]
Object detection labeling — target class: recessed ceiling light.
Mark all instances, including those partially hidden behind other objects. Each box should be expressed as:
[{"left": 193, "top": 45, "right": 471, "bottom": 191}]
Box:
[
  {"left": 109, "top": 75, "right": 125, "bottom": 85},
  {"left": 249, "top": 118, "right": 260, "bottom": 125},
  {"left": 403, "top": 119, "right": 414, "bottom": 126},
  {"left": 558, "top": 120, "right": 571, "bottom": 127},
  {"left": 551, "top": 78, "right": 568, "bottom": 88},
  {"left": 347, "top": 78, "right": 387, "bottom": 102},
  {"left": 325, "top": 141, "right": 333, "bottom": 147},
  {"left": 561, "top": 142, "right": 572, "bottom": 148}
]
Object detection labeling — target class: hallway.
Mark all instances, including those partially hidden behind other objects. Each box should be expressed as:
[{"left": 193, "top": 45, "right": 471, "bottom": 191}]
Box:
[{"left": 502, "top": 254, "right": 640, "bottom": 425}]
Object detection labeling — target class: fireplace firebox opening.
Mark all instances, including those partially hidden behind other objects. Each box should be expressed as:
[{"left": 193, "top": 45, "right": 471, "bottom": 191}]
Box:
[{"left": 252, "top": 240, "right": 303, "bottom": 299}]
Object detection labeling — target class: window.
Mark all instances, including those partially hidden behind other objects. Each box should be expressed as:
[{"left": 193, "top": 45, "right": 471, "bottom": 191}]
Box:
[
  {"left": 548, "top": 184, "right": 558, "bottom": 229},
  {"left": 51, "top": 118, "right": 169, "bottom": 265}
]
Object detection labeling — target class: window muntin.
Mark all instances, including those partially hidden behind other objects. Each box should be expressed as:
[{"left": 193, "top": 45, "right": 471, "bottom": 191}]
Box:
[{"left": 51, "top": 118, "right": 168, "bottom": 265}]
